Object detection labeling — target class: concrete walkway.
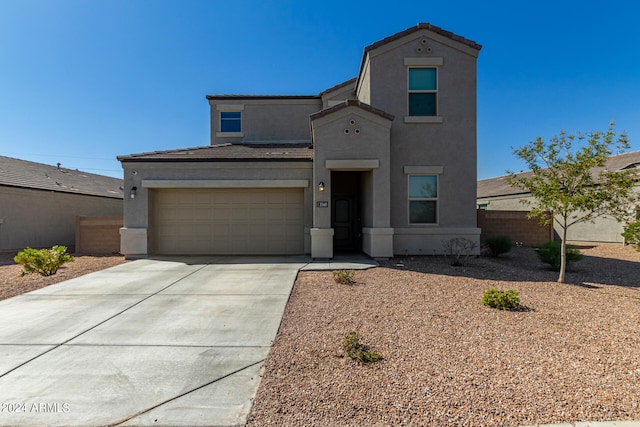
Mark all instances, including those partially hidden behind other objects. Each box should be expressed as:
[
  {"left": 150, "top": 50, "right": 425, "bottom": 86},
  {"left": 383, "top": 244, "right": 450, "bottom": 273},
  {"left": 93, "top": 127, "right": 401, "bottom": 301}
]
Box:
[{"left": 1, "top": 255, "right": 352, "bottom": 426}]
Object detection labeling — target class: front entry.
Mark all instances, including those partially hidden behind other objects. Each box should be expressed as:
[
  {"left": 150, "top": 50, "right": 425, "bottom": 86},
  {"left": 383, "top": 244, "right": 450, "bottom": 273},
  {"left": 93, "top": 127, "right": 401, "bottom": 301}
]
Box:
[{"left": 331, "top": 172, "right": 361, "bottom": 251}]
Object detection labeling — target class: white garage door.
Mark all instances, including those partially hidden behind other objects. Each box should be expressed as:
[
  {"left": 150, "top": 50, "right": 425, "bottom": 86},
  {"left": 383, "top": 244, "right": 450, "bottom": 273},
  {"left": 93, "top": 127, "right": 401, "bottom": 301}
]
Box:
[{"left": 153, "top": 188, "right": 304, "bottom": 255}]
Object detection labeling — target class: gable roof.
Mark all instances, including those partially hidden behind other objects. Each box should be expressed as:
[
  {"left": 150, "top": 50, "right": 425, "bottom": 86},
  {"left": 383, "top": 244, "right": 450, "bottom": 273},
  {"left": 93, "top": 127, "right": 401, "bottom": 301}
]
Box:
[
  {"left": 319, "top": 78, "right": 357, "bottom": 97},
  {"left": 355, "top": 23, "right": 481, "bottom": 100},
  {"left": 0, "top": 156, "right": 124, "bottom": 199},
  {"left": 364, "top": 23, "right": 482, "bottom": 55},
  {"left": 477, "top": 150, "right": 640, "bottom": 199},
  {"left": 118, "top": 143, "right": 313, "bottom": 162},
  {"left": 310, "top": 99, "right": 394, "bottom": 122}
]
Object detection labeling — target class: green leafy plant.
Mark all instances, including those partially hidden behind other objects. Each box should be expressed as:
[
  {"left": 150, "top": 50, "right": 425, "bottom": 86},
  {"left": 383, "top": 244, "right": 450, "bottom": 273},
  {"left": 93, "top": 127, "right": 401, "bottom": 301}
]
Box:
[
  {"left": 343, "top": 331, "right": 382, "bottom": 364},
  {"left": 507, "top": 122, "right": 637, "bottom": 282},
  {"left": 485, "top": 235, "right": 513, "bottom": 257},
  {"left": 536, "top": 240, "right": 583, "bottom": 271},
  {"left": 622, "top": 221, "right": 640, "bottom": 250},
  {"left": 332, "top": 269, "right": 356, "bottom": 285},
  {"left": 14, "top": 245, "right": 75, "bottom": 277},
  {"left": 482, "top": 288, "right": 520, "bottom": 310}
]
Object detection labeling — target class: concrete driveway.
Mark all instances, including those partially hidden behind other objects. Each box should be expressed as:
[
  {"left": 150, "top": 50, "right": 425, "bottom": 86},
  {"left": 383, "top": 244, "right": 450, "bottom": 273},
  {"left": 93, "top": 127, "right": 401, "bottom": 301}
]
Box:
[{"left": 0, "top": 256, "right": 309, "bottom": 426}]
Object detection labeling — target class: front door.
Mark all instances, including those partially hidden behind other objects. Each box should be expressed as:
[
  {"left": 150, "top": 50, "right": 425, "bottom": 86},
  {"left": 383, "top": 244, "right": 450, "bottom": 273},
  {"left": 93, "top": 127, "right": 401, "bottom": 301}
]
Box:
[{"left": 332, "top": 193, "right": 358, "bottom": 251}]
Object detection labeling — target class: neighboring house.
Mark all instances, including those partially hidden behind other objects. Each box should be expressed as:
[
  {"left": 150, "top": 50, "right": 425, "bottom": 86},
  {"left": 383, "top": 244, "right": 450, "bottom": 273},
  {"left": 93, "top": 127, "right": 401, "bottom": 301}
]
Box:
[
  {"left": 477, "top": 150, "right": 640, "bottom": 244},
  {"left": 118, "top": 23, "right": 482, "bottom": 259},
  {"left": 0, "top": 156, "right": 123, "bottom": 251}
]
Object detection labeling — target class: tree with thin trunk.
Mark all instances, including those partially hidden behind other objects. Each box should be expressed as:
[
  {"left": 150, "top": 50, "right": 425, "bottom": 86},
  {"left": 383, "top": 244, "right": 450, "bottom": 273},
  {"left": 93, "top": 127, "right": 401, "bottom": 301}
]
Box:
[{"left": 507, "top": 122, "right": 637, "bottom": 283}]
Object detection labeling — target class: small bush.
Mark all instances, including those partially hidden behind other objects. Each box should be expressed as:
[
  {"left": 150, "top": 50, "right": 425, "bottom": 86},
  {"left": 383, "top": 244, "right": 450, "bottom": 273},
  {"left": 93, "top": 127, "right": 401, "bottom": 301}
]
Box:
[
  {"left": 333, "top": 270, "right": 355, "bottom": 285},
  {"left": 343, "top": 331, "right": 382, "bottom": 364},
  {"left": 482, "top": 288, "right": 520, "bottom": 310},
  {"left": 536, "top": 240, "right": 583, "bottom": 271},
  {"left": 622, "top": 221, "right": 640, "bottom": 250},
  {"left": 441, "top": 237, "right": 478, "bottom": 266},
  {"left": 14, "top": 245, "right": 74, "bottom": 277},
  {"left": 485, "top": 235, "right": 513, "bottom": 257}
]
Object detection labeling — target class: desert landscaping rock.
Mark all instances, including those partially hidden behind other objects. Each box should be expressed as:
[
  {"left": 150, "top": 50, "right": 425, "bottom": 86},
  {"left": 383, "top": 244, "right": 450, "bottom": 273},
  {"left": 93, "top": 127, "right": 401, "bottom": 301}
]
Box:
[
  {"left": 247, "top": 245, "right": 640, "bottom": 427},
  {"left": 0, "top": 252, "right": 127, "bottom": 301}
]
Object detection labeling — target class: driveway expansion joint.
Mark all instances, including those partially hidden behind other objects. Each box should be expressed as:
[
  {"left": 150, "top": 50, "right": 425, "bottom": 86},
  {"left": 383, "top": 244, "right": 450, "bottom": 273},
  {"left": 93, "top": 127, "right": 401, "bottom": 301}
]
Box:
[{"left": 109, "top": 358, "right": 266, "bottom": 427}]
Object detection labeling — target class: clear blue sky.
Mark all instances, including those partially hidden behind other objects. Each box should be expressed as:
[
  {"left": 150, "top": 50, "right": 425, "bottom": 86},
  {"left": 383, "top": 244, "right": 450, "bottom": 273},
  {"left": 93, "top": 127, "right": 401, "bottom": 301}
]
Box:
[{"left": 1, "top": 0, "right": 639, "bottom": 179}]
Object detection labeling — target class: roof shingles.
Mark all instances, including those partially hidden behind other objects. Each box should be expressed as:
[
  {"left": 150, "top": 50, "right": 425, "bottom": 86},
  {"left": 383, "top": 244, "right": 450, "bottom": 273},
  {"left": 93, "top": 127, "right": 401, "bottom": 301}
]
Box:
[
  {"left": 117, "top": 143, "right": 313, "bottom": 162},
  {"left": 0, "top": 156, "right": 123, "bottom": 199}
]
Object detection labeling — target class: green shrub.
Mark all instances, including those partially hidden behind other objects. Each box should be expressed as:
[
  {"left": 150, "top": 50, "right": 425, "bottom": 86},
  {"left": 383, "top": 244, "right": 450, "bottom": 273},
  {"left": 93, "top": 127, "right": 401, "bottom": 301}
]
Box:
[
  {"left": 622, "top": 221, "right": 640, "bottom": 250},
  {"left": 14, "top": 245, "right": 74, "bottom": 277},
  {"left": 332, "top": 269, "right": 355, "bottom": 285},
  {"left": 536, "top": 240, "right": 583, "bottom": 271},
  {"left": 343, "top": 331, "right": 382, "bottom": 364},
  {"left": 482, "top": 288, "right": 520, "bottom": 310},
  {"left": 485, "top": 235, "right": 513, "bottom": 257}
]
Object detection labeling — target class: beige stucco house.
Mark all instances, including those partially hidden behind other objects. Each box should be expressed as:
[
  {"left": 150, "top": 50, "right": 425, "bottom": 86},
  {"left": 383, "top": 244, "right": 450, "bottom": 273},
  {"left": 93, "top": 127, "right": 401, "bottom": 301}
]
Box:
[
  {"left": 477, "top": 150, "right": 640, "bottom": 244},
  {"left": 118, "top": 23, "right": 482, "bottom": 259},
  {"left": 0, "top": 156, "right": 123, "bottom": 251}
]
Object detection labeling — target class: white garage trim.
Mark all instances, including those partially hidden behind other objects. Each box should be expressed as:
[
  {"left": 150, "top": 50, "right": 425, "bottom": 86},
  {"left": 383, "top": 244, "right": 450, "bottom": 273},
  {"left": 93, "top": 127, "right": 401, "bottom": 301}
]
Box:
[{"left": 143, "top": 179, "right": 309, "bottom": 188}]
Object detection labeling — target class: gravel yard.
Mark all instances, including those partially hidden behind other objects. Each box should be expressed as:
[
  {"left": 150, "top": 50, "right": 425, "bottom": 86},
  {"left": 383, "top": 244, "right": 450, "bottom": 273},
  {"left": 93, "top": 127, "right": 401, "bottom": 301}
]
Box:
[
  {"left": 0, "top": 251, "right": 127, "bottom": 301},
  {"left": 247, "top": 245, "right": 640, "bottom": 427}
]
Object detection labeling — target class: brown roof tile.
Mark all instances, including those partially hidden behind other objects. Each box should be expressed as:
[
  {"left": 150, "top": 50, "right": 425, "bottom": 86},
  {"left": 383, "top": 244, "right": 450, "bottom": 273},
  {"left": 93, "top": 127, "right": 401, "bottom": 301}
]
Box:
[
  {"left": 364, "top": 23, "right": 482, "bottom": 54},
  {"left": 310, "top": 99, "right": 394, "bottom": 122},
  {"left": 0, "top": 156, "right": 123, "bottom": 199},
  {"left": 118, "top": 143, "right": 313, "bottom": 162},
  {"left": 319, "top": 78, "right": 357, "bottom": 97}
]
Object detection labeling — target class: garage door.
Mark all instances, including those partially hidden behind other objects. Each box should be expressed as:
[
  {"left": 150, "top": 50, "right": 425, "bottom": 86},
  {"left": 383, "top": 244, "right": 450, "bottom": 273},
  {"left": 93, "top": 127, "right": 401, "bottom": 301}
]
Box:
[{"left": 152, "top": 188, "right": 304, "bottom": 255}]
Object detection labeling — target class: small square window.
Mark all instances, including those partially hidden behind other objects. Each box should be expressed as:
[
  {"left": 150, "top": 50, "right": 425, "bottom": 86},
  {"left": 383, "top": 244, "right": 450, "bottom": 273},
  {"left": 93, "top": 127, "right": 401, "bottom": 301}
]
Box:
[
  {"left": 408, "top": 68, "right": 437, "bottom": 117},
  {"left": 408, "top": 175, "right": 438, "bottom": 224},
  {"left": 220, "top": 111, "right": 241, "bottom": 133}
]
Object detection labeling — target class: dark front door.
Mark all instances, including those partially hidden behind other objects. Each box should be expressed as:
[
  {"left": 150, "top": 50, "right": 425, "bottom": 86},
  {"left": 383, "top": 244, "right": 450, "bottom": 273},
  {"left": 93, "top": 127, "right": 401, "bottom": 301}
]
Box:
[{"left": 332, "top": 194, "right": 358, "bottom": 251}]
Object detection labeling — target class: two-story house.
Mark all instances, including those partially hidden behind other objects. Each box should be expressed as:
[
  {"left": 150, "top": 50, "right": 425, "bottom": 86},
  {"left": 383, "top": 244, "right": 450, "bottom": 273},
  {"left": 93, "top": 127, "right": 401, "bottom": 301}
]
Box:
[{"left": 118, "top": 23, "right": 482, "bottom": 259}]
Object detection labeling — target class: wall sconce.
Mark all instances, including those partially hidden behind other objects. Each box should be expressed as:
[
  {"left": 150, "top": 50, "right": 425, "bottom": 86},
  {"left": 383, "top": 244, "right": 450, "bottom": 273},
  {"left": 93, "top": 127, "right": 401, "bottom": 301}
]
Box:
[
  {"left": 130, "top": 186, "right": 137, "bottom": 199},
  {"left": 318, "top": 182, "right": 325, "bottom": 192}
]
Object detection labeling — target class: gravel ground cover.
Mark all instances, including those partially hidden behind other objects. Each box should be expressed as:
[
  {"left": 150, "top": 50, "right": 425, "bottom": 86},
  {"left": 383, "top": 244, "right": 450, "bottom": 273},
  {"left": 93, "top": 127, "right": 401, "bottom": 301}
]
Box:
[
  {"left": 247, "top": 245, "right": 640, "bottom": 427},
  {"left": 0, "top": 251, "right": 127, "bottom": 301}
]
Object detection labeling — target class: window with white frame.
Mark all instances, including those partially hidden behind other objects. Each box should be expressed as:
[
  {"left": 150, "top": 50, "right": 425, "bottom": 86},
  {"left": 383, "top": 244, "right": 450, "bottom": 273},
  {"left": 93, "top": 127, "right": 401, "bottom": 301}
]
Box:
[
  {"left": 408, "top": 68, "right": 437, "bottom": 116},
  {"left": 408, "top": 175, "right": 438, "bottom": 224},
  {"left": 220, "top": 111, "right": 242, "bottom": 133}
]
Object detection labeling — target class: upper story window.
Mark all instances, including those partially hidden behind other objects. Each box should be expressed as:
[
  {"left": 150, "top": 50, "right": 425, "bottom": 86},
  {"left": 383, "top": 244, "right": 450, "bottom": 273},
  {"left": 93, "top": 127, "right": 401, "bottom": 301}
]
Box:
[
  {"left": 220, "top": 111, "right": 242, "bottom": 133},
  {"left": 408, "top": 175, "right": 438, "bottom": 224},
  {"left": 408, "top": 68, "right": 437, "bottom": 116}
]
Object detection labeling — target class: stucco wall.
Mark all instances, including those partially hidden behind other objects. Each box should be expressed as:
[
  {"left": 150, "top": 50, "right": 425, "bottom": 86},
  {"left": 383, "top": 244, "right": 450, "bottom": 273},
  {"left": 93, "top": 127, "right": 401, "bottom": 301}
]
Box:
[
  {"left": 0, "top": 186, "right": 123, "bottom": 251},
  {"left": 356, "top": 29, "right": 481, "bottom": 254},
  {"left": 121, "top": 161, "right": 313, "bottom": 254},
  {"left": 209, "top": 98, "right": 322, "bottom": 145},
  {"left": 311, "top": 106, "right": 391, "bottom": 230},
  {"left": 363, "top": 30, "right": 479, "bottom": 231}
]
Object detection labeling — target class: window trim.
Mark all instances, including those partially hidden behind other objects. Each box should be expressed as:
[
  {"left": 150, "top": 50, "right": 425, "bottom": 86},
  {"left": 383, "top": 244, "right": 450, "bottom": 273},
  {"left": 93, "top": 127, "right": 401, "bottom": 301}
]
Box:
[
  {"left": 407, "top": 67, "right": 438, "bottom": 117},
  {"left": 219, "top": 111, "right": 242, "bottom": 133},
  {"left": 404, "top": 58, "right": 443, "bottom": 124},
  {"left": 407, "top": 174, "right": 439, "bottom": 225},
  {"left": 216, "top": 104, "right": 245, "bottom": 138}
]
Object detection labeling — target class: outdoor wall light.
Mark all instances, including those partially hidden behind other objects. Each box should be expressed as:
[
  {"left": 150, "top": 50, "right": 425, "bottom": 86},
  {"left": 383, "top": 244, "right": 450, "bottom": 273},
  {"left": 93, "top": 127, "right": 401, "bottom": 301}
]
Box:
[
  {"left": 130, "top": 186, "right": 137, "bottom": 199},
  {"left": 318, "top": 182, "right": 325, "bottom": 192}
]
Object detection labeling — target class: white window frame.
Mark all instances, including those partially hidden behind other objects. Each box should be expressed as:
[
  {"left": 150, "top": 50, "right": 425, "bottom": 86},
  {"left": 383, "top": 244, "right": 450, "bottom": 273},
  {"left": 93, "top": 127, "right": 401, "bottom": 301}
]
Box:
[{"left": 408, "top": 174, "right": 439, "bottom": 225}]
